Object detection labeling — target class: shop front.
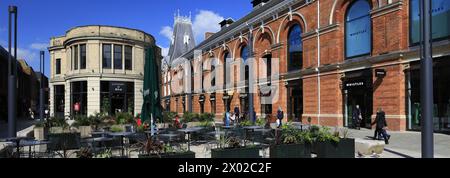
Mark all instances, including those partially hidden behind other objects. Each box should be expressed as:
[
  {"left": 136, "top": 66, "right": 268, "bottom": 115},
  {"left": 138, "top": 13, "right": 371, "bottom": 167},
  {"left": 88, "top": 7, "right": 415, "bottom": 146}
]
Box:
[
  {"left": 100, "top": 81, "right": 135, "bottom": 116},
  {"left": 407, "top": 56, "right": 450, "bottom": 133},
  {"left": 342, "top": 69, "right": 373, "bottom": 129}
]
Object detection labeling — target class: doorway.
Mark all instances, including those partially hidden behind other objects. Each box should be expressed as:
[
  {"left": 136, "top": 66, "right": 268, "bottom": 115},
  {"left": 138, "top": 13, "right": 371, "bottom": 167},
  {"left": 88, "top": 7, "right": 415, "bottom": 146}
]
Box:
[
  {"left": 343, "top": 69, "right": 373, "bottom": 129},
  {"left": 111, "top": 93, "right": 125, "bottom": 115}
]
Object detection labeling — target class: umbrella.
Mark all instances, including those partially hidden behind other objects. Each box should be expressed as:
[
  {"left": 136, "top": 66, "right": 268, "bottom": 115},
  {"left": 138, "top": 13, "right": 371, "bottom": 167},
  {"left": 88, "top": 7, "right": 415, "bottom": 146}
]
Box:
[{"left": 141, "top": 46, "right": 162, "bottom": 135}]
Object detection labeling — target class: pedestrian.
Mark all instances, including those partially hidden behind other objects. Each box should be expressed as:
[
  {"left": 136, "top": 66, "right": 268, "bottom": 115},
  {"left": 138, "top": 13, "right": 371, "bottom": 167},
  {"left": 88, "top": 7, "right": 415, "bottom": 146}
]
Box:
[
  {"left": 224, "top": 111, "right": 230, "bottom": 127},
  {"left": 372, "top": 108, "right": 391, "bottom": 144},
  {"left": 276, "top": 107, "right": 284, "bottom": 128},
  {"left": 352, "top": 105, "right": 362, "bottom": 130},
  {"left": 234, "top": 105, "right": 240, "bottom": 122},
  {"left": 29, "top": 108, "right": 34, "bottom": 120}
]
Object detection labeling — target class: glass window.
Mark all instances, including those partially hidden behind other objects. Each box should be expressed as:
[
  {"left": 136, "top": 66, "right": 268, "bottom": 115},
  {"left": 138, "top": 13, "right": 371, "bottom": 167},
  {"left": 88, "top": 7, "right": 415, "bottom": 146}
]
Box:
[
  {"left": 410, "top": 0, "right": 450, "bottom": 44},
  {"left": 54, "top": 85, "right": 65, "bottom": 114},
  {"left": 114, "top": 45, "right": 123, "bottom": 70},
  {"left": 71, "top": 81, "right": 87, "bottom": 116},
  {"left": 80, "top": 44, "right": 86, "bottom": 69},
  {"left": 73, "top": 45, "right": 78, "bottom": 70},
  {"left": 241, "top": 46, "right": 249, "bottom": 62},
  {"left": 55, "top": 58, "right": 61, "bottom": 75},
  {"left": 211, "top": 64, "right": 216, "bottom": 87},
  {"left": 223, "top": 52, "right": 229, "bottom": 88},
  {"left": 103, "top": 44, "right": 112, "bottom": 69},
  {"left": 125, "top": 46, "right": 132, "bottom": 70},
  {"left": 288, "top": 24, "right": 303, "bottom": 71},
  {"left": 345, "top": 0, "right": 371, "bottom": 58}
]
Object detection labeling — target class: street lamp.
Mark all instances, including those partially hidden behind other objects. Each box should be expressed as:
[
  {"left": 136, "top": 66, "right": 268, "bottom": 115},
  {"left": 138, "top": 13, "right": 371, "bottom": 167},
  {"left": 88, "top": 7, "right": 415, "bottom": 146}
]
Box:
[
  {"left": 8, "top": 5, "right": 18, "bottom": 138},
  {"left": 40, "top": 51, "right": 45, "bottom": 121},
  {"left": 420, "top": 0, "right": 434, "bottom": 158}
]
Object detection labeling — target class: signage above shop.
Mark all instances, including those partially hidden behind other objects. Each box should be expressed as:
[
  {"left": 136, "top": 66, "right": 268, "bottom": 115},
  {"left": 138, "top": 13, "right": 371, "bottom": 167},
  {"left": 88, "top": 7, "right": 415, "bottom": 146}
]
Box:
[
  {"left": 344, "top": 80, "right": 366, "bottom": 90},
  {"left": 110, "top": 82, "right": 126, "bottom": 93},
  {"left": 375, "top": 69, "right": 386, "bottom": 78}
]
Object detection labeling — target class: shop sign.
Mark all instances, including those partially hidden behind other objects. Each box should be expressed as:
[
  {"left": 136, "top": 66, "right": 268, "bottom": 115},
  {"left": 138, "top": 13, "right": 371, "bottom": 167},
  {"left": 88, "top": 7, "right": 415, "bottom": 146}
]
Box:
[
  {"left": 344, "top": 80, "right": 366, "bottom": 89},
  {"left": 110, "top": 82, "right": 126, "bottom": 93},
  {"left": 375, "top": 69, "right": 386, "bottom": 78}
]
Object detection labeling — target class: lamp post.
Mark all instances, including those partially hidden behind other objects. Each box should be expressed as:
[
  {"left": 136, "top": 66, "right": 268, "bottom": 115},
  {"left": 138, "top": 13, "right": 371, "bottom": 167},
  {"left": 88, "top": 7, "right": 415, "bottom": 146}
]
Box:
[
  {"left": 39, "top": 51, "right": 45, "bottom": 121},
  {"left": 8, "top": 6, "right": 18, "bottom": 138},
  {"left": 420, "top": 0, "right": 434, "bottom": 158}
]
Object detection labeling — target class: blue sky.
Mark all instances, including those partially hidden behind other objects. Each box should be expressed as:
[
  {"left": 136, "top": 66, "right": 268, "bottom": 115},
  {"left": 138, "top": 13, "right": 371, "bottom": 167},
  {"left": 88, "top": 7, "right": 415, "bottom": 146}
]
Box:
[{"left": 0, "top": 0, "right": 252, "bottom": 77}]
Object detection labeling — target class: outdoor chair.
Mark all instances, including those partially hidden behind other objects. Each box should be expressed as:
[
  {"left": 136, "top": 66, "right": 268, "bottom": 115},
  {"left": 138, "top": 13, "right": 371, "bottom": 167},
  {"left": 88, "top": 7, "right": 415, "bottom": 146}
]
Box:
[{"left": 47, "top": 133, "right": 81, "bottom": 158}]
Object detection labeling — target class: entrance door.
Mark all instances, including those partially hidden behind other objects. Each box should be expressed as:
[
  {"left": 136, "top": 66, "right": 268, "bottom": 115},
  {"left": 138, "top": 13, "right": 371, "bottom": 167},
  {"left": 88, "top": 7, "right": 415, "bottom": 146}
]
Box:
[
  {"left": 287, "top": 80, "right": 303, "bottom": 122},
  {"left": 111, "top": 93, "right": 125, "bottom": 115},
  {"left": 346, "top": 88, "right": 373, "bottom": 128},
  {"left": 343, "top": 70, "right": 373, "bottom": 129}
]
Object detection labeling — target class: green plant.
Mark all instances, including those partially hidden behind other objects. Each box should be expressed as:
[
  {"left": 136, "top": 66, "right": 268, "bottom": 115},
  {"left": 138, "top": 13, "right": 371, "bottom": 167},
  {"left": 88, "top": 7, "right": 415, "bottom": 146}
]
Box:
[
  {"left": 95, "top": 149, "right": 112, "bottom": 158},
  {"left": 116, "top": 112, "right": 134, "bottom": 125},
  {"left": 256, "top": 118, "right": 266, "bottom": 127},
  {"left": 280, "top": 123, "right": 313, "bottom": 145},
  {"left": 47, "top": 117, "right": 69, "bottom": 128},
  {"left": 163, "top": 111, "right": 177, "bottom": 123},
  {"left": 35, "top": 120, "right": 46, "bottom": 128},
  {"left": 110, "top": 125, "right": 124, "bottom": 133},
  {"left": 240, "top": 120, "right": 253, "bottom": 127},
  {"left": 199, "top": 113, "right": 215, "bottom": 122},
  {"left": 199, "top": 120, "right": 213, "bottom": 128},
  {"left": 307, "top": 117, "right": 312, "bottom": 124},
  {"left": 316, "top": 127, "right": 340, "bottom": 143},
  {"left": 72, "top": 115, "right": 91, "bottom": 127}
]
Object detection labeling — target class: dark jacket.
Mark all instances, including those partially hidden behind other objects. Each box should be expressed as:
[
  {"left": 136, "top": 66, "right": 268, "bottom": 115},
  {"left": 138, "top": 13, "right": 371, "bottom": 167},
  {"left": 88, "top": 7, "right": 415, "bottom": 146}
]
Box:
[
  {"left": 372, "top": 111, "right": 388, "bottom": 129},
  {"left": 352, "top": 108, "right": 361, "bottom": 121},
  {"left": 277, "top": 110, "right": 284, "bottom": 120},
  {"left": 234, "top": 107, "right": 240, "bottom": 116}
]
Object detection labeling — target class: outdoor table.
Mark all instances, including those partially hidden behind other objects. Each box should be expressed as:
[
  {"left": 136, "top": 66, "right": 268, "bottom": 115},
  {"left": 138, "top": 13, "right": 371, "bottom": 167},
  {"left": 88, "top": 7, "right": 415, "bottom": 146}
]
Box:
[
  {"left": 91, "top": 131, "right": 109, "bottom": 137},
  {"left": 18, "top": 140, "right": 50, "bottom": 158},
  {"left": 158, "top": 133, "right": 180, "bottom": 146},
  {"left": 0, "top": 137, "right": 33, "bottom": 158},
  {"left": 108, "top": 132, "right": 134, "bottom": 157},
  {"left": 178, "top": 127, "right": 204, "bottom": 151}
]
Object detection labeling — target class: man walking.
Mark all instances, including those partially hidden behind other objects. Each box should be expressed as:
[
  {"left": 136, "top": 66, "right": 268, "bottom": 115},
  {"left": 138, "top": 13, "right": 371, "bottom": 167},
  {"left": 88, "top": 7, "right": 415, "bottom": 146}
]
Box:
[
  {"left": 372, "top": 108, "right": 391, "bottom": 144},
  {"left": 352, "top": 105, "right": 362, "bottom": 130}
]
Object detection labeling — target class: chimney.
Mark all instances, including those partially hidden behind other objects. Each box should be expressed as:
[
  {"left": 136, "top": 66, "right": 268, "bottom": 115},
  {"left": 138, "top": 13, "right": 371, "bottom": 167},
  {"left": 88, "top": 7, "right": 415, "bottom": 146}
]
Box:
[
  {"left": 251, "top": 0, "right": 270, "bottom": 9},
  {"left": 219, "top": 18, "right": 234, "bottom": 28},
  {"left": 205, "top": 32, "right": 215, "bottom": 40}
]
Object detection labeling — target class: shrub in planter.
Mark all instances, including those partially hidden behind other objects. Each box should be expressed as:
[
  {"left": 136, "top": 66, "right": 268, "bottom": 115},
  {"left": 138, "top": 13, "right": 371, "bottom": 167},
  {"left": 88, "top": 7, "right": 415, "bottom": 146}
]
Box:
[
  {"left": 34, "top": 120, "right": 48, "bottom": 141},
  {"left": 270, "top": 124, "right": 312, "bottom": 158},
  {"left": 72, "top": 115, "right": 93, "bottom": 138},
  {"left": 47, "top": 117, "right": 69, "bottom": 134},
  {"left": 314, "top": 127, "right": 355, "bottom": 158},
  {"left": 211, "top": 137, "right": 261, "bottom": 158},
  {"left": 115, "top": 112, "right": 134, "bottom": 125},
  {"left": 138, "top": 139, "right": 196, "bottom": 158}
]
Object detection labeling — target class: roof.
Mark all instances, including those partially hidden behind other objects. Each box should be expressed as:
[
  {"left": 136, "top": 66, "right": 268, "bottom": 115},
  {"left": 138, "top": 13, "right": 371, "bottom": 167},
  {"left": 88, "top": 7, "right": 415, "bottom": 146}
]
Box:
[{"left": 168, "top": 16, "right": 196, "bottom": 63}]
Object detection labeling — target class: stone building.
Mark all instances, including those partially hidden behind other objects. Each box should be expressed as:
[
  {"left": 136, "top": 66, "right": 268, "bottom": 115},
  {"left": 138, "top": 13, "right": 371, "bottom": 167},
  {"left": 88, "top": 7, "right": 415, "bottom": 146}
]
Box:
[
  {"left": 48, "top": 25, "right": 161, "bottom": 118},
  {"left": 164, "top": 0, "right": 450, "bottom": 132}
]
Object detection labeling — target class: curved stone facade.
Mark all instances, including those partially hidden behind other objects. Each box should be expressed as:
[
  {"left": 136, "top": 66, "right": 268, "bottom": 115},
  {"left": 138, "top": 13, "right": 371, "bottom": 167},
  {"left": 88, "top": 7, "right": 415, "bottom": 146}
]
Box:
[{"left": 49, "top": 25, "right": 160, "bottom": 118}]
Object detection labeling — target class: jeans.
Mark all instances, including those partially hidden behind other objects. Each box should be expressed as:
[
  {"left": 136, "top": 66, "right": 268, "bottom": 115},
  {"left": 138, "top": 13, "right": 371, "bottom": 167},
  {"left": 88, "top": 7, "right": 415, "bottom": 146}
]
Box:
[{"left": 374, "top": 128, "right": 390, "bottom": 141}]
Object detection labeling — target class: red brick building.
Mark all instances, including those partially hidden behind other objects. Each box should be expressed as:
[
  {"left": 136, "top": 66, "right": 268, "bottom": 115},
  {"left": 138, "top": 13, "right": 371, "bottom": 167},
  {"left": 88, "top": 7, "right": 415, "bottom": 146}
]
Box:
[{"left": 162, "top": 0, "right": 450, "bottom": 132}]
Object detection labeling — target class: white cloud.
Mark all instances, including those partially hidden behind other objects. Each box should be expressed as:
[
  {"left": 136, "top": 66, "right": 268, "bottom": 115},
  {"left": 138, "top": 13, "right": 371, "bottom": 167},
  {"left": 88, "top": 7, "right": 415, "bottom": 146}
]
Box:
[
  {"left": 192, "top": 10, "right": 224, "bottom": 43},
  {"left": 30, "top": 43, "right": 48, "bottom": 51},
  {"left": 160, "top": 26, "right": 173, "bottom": 42},
  {"left": 6, "top": 47, "right": 38, "bottom": 62}
]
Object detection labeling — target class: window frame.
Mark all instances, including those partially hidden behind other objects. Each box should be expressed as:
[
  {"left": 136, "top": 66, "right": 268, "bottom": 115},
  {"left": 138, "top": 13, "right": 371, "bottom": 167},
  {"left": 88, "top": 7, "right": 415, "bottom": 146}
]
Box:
[
  {"left": 287, "top": 24, "right": 303, "bottom": 72},
  {"left": 344, "top": 0, "right": 373, "bottom": 59},
  {"left": 125, "top": 45, "right": 133, "bottom": 70},
  {"left": 55, "top": 58, "right": 61, "bottom": 75},
  {"left": 102, "top": 44, "right": 112, "bottom": 69}
]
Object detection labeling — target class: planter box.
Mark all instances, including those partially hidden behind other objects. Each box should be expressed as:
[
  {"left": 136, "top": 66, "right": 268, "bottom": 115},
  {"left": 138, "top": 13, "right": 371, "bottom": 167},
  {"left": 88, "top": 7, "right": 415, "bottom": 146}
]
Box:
[
  {"left": 79, "top": 126, "right": 92, "bottom": 138},
  {"left": 138, "top": 151, "right": 196, "bottom": 158},
  {"left": 211, "top": 147, "right": 261, "bottom": 158},
  {"left": 270, "top": 143, "right": 311, "bottom": 158},
  {"left": 50, "top": 127, "right": 63, "bottom": 134},
  {"left": 315, "top": 138, "right": 355, "bottom": 158},
  {"left": 33, "top": 127, "right": 48, "bottom": 141}
]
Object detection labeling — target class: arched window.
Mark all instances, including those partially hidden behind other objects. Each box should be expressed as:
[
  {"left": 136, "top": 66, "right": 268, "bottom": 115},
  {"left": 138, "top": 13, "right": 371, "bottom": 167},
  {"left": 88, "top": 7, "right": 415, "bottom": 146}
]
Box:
[
  {"left": 241, "top": 45, "right": 249, "bottom": 62},
  {"left": 211, "top": 60, "right": 216, "bottom": 87},
  {"left": 241, "top": 45, "right": 250, "bottom": 82},
  {"left": 223, "top": 52, "right": 229, "bottom": 89},
  {"left": 345, "top": 0, "right": 371, "bottom": 58},
  {"left": 288, "top": 24, "right": 302, "bottom": 71}
]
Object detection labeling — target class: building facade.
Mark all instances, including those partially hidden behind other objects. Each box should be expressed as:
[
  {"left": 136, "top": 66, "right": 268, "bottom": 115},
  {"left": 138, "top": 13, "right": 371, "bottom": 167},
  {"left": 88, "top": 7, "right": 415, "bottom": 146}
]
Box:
[
  {"left": 164, "top": 0, "right": 450, "bottom": 132},
  {"left": 0, "top": 46, "right": 48, "bottom": 120},
  {"left": 48, "top": 25, "right": 160, "bottom": 118}
]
